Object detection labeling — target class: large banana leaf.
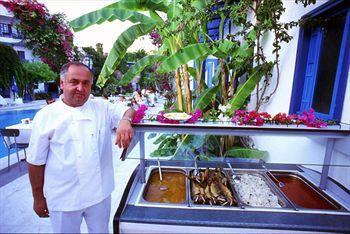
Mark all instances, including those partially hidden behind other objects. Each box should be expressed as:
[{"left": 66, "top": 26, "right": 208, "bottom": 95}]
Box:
[
  {"left": 212, "top": 40, "right": 238, "bottom": 59},
  {"left": 150, "top": 134, "right": 179, "bottom": 157},
  {"left": 172, "top": 135, "right": 206, "bottom": 160},
  {"left": 225, "top": 147, "right": 268, "bottom": 159},
  {"left": 228, "top": 62, "right": 273, "bottom": 114},
  {"left": 112, "top": 0, "right": 170, "bottom": 12},
  {"left": 192, "top": 0, "right": 211, "bottom": 10},
  {"left": 167, "top": 0, "right": 182, "bottom": 20},
  {"left": 149, "top": 11, "right": 165, "bottom": 26},
  {"left": 205, "top": 135, "right": 221, "bottom": 155},
  {"left": 97, "top": 23, "right": 156, "bottom": 87},
  {"left": 70, "top": 7, "right": 153, "bottom": 32},
  {"left": 187, "top": 67, "right": 197, "bottom": 78},
  {"left": 167, "top": 0, "right": 182, "bottom": 31},
  {"left": 194, "top": 85, "right": 219, "bottom": 110},
  {"left": 118, "top": 55, "right": 165, "bottom": 85},
  {"left": 157, "top": 43, "right": 212, "bottom": 73}
]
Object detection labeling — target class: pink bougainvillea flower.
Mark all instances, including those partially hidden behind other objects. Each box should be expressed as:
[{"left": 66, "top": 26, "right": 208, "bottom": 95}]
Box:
[
  {"left": 231, "top": 109, "right": 326, "bottom": 128},
  {"left": 187, "top": 109, "right": 202, "bottom": 123},
  {"left": 132, "top": 104, "right": 148, "bottom": 123}
]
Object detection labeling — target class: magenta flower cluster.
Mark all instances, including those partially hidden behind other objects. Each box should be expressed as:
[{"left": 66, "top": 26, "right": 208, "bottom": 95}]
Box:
[
  {"left": 149, "top": 29, "right": 162, "bottom": 47},
  {"left": 132, "top": 104, "right": 148, "bottom": 123},
  {"left": 231, "top": 110, "right": 269, "bottom": 126},
  {"left": 296, "top": 109, "right": 327, "bottom": 128},
  {"left": 231, "top": 109, "right": 327, "bottom": 128},
  {"left": 187, "top": 109, "right": 202, "bottom": 124},
  {"left": 1, "top": 0, "right": 74, "bottom": 71}
]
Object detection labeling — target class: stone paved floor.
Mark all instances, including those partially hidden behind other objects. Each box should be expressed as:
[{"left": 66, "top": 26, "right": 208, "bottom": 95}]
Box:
[{"left": 0, "top": 144, "right": 139, "bottom": 233}]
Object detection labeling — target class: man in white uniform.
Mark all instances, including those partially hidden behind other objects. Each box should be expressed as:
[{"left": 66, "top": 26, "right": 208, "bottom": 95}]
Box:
[{"left": 27, "top": 62, "right": 135, "bottom": 233}]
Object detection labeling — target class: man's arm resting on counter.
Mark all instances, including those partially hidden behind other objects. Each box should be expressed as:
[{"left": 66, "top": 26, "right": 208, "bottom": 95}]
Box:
[
  {"left": 115, "top": 108, "right": 136, "bottom": 149},
  {"left": 28, "top": 163, "right": 49, "bottom": 218}
]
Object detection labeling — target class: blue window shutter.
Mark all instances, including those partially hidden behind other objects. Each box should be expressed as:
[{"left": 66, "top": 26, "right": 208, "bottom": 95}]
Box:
[
  {"left": 300, "top": 27, "right": 323, "bottom": 111},
  {"left": 205, "top": 59, "right": 219, "bottom": 87}
]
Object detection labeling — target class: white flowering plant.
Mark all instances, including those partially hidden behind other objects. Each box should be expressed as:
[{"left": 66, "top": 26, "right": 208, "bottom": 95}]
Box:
[{"left": 217, "top": 103, "right": 232, "bottom": 122}]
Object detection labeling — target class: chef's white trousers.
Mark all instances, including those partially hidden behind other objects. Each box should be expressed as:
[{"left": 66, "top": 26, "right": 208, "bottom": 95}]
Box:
[{"left": 49, "top": 196, "right": 111, "bottom": 233}]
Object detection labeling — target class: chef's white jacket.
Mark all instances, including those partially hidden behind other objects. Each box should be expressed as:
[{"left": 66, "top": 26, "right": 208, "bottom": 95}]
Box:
[{"left": 27, "top": 99, "right": 129, "bottom": 211}]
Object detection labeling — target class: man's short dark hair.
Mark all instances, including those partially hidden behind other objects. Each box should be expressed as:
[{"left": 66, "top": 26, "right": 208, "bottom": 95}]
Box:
[{"left": 60, "top": 61, "right": 94, "bottom": 81}]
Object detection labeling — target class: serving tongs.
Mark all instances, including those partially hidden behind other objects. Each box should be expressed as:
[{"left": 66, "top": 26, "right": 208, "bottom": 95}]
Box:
[
  {"left": 157, "top": 159, "right": 163, "bottom": 181},
  {"left": 227, "top": 162, "right": 240, "bottom": 184},
  {"left": 262, "top": 164, "right": 285, "bottom": 188},
  {"left": 194, "top": 155, "right": 200, "bottom": 176},
  {"left": 120, "top": 148, "right": 128, "bottom": 161}
]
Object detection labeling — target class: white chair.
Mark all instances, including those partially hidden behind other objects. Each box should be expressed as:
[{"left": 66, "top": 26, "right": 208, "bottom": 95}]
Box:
[{"left": 0, "top": 129, "right": 28, "bottom": 171}]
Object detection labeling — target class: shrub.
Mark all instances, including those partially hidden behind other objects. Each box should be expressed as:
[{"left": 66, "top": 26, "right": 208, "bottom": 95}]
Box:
[
  {"left": 0, "top": 44, "right": 23, "bottom": 90},
  {"left": 22, "top": 62, "right": 57, "bottom": 83}
]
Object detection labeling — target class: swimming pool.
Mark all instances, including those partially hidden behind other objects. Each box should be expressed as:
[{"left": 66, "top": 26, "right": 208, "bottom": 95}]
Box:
[{"left": 0, "top": 108, "right": 40, "bottom": 158}]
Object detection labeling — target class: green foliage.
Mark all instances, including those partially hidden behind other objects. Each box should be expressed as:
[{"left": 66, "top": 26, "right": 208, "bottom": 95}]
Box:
[
  {"left": 150, "top": 134, "right": 179, "bottom": 157},
  {"left": 20, "top": 62, "right": 57, "bottom": 99},
  {"left": 225, "top": 147, "right": 268, "bottom": 160},
  {"left": 157, "top": 43, "right": 211, "bottom": 73},
  {"left": 82, "top": 43, "right": 107, "bottom": 91},
  {"left": 0, "top": 44, "right": 23, "bottom": 89},
  {"left": 97, "top": 22, "right": 156, "bottom": 87},
  {"left": 228, "top": 62, "right": 274, "bottom": 114},
  {"left": 22, "top": 62, "right": 57, "bottom": 84},
  {"left": 172, "top": 135, "right": 206, "bottom": 160},
  {"left": 119, "top": 55, "right": 165, "bottom": 86},
  {"left": 70, "top": 5, "right": 153, "bottom": 31},
  {"left": 71, "top": 0, "right": 317, "bottom": 159},
  {"left": 194, "top": 85, "right": 219, "bottom": 111},
  {"left": 118, "top": 49, "right": 148, "bottom": 74}
]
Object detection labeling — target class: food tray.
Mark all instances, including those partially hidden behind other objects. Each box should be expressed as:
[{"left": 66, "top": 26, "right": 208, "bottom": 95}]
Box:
[
  {"left": 188, "top": 168, "right": 239, "bottom": 207},
  {"left": 267, "top": 171, "right": 346, "bottom": 211},
  {"left": 226, "top": 170, "right": 291, "bottom": 209},
  {"left": 140, "top": 167, "right": 189, "bottom": 205}
]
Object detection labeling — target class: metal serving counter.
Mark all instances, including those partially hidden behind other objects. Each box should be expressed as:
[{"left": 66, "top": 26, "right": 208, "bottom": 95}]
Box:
[{"left": 114, "top": 122, "right": 350, "bottom": 233}]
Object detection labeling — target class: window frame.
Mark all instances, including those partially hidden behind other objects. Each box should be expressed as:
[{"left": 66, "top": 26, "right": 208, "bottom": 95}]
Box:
[{"left": 290, "top": 1, "right": 350, "bottom": 121}]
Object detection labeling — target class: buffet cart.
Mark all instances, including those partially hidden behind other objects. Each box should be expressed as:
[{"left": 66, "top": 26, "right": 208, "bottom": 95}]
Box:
[{"left": 114, "top": 121, "right": 350, "bottom": 233}]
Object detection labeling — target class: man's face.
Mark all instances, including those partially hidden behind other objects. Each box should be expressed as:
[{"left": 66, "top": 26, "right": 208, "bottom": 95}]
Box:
[{"left": 60, "top": 65, "right": 92, "bottom": 107}]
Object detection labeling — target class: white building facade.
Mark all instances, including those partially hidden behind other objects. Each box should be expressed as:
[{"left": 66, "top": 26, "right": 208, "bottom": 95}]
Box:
[
  {"left": 202, "top": 0, "right": 349, "bottom": 188},
  {"left": 0, "top": 4, "right": 37, "bottom": 62}
]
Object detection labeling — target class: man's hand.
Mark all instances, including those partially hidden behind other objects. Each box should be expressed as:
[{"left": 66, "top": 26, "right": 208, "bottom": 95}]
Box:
[
  {"left": 115, "top": 119, "right": 133, "bottom": 148},
  {"left": 33, "top": 197, "right": 49, "bottom": 218}
]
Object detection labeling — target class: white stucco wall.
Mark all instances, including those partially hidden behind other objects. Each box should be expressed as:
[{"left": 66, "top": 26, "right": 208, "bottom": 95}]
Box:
[
  {"left": 0, "top": 5, "right": 38, "bottom": 62},
  {"left": 247, "top": 1, "right": 350, "bottom": 188}
]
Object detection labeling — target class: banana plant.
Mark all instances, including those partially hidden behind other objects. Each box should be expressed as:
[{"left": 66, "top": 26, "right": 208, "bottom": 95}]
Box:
[
  {"left": 71, "top": 0, "right": 201, "bottom": 113},
  {"left": 70, "top": 0, "right": 168, "bottom": 87},
  {"left": 70, "top": 0, "right": 278, "bottom": 161}
]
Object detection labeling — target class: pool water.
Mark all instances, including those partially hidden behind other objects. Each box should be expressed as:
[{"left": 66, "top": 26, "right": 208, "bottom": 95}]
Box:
[{"left": 0, "top": 109, "right": 40, "bottom": 158}]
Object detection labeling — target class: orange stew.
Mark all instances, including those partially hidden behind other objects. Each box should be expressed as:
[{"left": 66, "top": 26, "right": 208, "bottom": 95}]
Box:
[{"left": 144, "top": 171, "right": 186, "bottom": 203}]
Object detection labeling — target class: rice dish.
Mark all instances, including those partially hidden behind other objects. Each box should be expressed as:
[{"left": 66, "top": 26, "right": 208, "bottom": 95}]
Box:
[{"left": 233, "top": 174, "right": 281, "bottom": 208}]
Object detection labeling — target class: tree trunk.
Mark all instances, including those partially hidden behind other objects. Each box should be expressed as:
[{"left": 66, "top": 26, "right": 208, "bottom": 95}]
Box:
[
  {"left": 220, "top": 59, "right": 228, "bottom": 104},
  {"left": 175, "top": 68, "right": 183, "bottom": 111},
  {"left": 196, "top": 61, "right": 203, "bottom": 96},
  {"left": 229, "top": 70, "right": 236, "bottom": 98},
  {"left": 183, "top": 64, "right": 192, "bottom": 113}
]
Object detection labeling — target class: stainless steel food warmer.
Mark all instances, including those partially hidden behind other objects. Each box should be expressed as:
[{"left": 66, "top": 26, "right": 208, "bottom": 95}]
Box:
[{"left": 113, "top": 121, "right": 350, "bottom": 233}]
